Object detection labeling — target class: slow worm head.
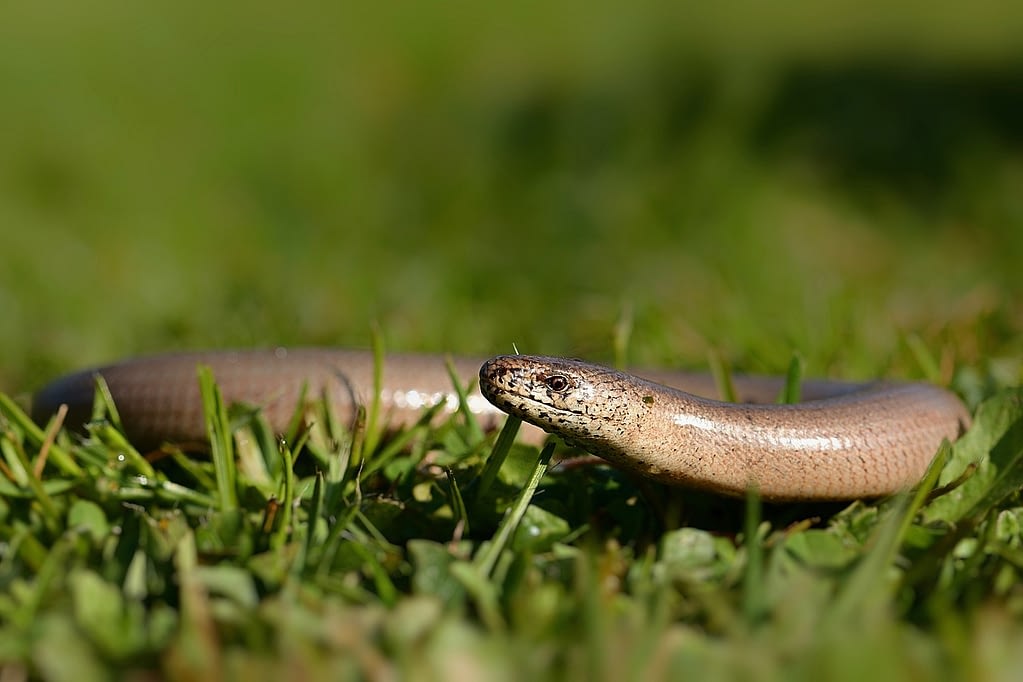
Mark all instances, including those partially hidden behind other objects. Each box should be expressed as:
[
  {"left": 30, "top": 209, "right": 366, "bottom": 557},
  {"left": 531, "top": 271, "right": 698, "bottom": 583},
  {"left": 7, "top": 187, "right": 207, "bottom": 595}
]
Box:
[{"left": 479, "top": 355, "right": 971, "bottom": 501}]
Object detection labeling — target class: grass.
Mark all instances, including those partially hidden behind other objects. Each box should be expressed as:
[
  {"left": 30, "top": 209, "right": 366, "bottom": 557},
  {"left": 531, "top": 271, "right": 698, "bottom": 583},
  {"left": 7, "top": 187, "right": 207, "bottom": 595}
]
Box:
[
  {"left": 3, "top": 0, "right": 1023, "bottom": 678},
  {"left": 3, "top": 363, "right": 1023, "bottom": 679}
]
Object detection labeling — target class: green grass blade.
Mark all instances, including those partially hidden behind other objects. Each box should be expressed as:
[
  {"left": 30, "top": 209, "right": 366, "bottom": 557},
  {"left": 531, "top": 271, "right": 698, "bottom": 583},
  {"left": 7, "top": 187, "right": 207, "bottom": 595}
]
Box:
[
  {"left": 476, "top": 416, "right": 522, "bottom": 500},
  {"left": 198, "top": 366, "right": 237, "bottom": 511},
  {"left": 741, "top": 487, "right": 766, "bottom": 624},
  {"left": 779, "top": 352, "right": 804, "bottom": 404},
  {"left": 474, "top": 442, "right": 555, "bottom": 578},
  {"left": 708, "top": 351, "right": 738, "bottom": 402}
]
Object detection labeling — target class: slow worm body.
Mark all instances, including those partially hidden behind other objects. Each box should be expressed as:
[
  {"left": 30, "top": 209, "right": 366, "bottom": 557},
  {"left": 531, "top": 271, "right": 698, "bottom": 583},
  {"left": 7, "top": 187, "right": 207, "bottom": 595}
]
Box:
[
  {"left": 478, "top": 355, "right": 970, "bottom": 501},
  {"left": 32, "top": 349, "right": 501, "bottom": 449},
  {"left": 31, "top": 348, "right": 970, "bottom": 501}
]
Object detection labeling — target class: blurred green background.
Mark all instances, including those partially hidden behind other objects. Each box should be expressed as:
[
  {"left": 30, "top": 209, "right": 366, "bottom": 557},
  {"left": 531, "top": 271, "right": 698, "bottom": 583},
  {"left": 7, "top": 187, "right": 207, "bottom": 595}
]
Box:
[{"left": 3, "top": 0, "right": 1022, "bottom": 393}]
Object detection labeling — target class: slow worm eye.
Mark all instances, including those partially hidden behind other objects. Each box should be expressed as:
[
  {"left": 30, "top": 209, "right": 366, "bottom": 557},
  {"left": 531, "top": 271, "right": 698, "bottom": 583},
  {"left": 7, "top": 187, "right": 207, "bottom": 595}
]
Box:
[{"left": 544, "top": 375, "right": 571, "bottom": 392}]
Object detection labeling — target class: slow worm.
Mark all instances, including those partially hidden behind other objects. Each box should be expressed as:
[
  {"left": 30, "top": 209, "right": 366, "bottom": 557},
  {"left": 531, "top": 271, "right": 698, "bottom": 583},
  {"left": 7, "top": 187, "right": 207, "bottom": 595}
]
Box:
[{"left": 30, "top": 348, "right": 970, "bottom": 501}]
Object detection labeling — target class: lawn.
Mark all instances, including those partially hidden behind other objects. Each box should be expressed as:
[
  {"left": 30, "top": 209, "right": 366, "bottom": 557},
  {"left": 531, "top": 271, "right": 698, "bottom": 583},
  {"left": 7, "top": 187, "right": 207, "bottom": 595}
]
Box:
[{"left": 2, "top": 1, "right": 1023, "bottom": 679}]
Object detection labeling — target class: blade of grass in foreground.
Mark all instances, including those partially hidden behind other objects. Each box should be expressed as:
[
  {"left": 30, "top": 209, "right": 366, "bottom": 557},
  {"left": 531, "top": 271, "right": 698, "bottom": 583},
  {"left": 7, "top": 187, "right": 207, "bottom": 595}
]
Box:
[
  {"left": 708, "top": 351, "right": 738, "bottom": 402},
  {"left": 198, "top": 366, "right": 237, "bottom": 512},
  {"left": 358, "top": 330, "right": 387, "bottom": 460},
  {"left": 742, "top": 487, "right": 767, "bottom": 624},
  {"left": 474, "top": 441, "right": 555, "bottom": 578},
  {"left": 779, "top": 353, "right": 804, "bottom": 404},
  {"left": 475, "top": 414, "right": 522, "bottom": 499},
  {"left": 446, "top": 355, "right": 485, "bottom": 444},
  {"left": 448, "top": 441, "right": 556, "bottom": 632}
]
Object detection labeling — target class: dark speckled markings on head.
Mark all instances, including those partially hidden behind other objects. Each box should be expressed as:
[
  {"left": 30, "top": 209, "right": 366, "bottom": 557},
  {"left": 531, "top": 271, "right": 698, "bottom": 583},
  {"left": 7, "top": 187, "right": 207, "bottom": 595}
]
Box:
[{"left": 478, "top": 354, "right": 970, "bottom": 502}]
